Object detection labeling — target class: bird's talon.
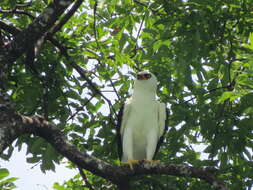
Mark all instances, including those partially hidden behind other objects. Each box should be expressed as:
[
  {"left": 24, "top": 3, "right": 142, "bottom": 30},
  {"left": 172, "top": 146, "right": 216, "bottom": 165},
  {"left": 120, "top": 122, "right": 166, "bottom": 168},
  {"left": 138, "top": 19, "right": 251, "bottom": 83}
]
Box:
[
  {"left": 143, "top": 159, "right": 161, "bottom": 166},
  {"left": 121, "top": 160, "right": 139, "bottom": 170}
]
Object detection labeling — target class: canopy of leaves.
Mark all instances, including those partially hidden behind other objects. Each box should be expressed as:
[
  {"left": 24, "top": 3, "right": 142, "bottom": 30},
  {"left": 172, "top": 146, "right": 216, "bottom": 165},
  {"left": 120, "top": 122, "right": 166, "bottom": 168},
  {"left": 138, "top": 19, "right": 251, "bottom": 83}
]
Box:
[{"left": 1, "top": 0, "right": 253, "bottom": 189}]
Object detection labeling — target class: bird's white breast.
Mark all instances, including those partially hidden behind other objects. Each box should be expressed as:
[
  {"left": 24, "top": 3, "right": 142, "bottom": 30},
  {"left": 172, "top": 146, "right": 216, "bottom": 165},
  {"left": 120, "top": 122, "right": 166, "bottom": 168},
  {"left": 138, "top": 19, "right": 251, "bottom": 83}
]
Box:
[{"left": 127, "top": 100, "right": 159, "bottom": 134}]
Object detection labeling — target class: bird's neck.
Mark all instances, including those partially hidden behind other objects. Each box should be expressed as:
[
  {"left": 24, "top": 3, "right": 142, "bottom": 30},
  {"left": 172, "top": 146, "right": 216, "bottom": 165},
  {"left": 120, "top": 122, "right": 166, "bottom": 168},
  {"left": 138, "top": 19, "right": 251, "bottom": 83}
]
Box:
[{"left": 132, "top": 90, "right": 156, "bottom": 102}]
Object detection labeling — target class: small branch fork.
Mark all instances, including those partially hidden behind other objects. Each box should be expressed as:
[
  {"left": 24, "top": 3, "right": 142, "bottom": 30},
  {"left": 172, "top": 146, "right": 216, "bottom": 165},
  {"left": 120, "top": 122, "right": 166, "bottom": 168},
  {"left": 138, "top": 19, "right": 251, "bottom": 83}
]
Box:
[{"left": 0, "top": 93, "right": 229, "bottom": 190}]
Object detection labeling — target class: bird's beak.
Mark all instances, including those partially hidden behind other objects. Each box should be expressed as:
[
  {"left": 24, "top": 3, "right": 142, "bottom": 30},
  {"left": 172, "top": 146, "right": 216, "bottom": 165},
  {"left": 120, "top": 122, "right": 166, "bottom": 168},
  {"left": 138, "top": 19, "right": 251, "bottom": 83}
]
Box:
[{"left": 137, "top": 73, "right": 151, "bottom": 80}]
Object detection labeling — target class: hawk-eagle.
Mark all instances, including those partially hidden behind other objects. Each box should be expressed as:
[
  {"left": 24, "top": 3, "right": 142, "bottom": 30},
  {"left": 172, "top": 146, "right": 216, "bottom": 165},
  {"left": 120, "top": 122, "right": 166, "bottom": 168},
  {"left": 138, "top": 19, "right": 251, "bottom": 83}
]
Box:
[{"left": 117, "top": 71, "right": 168, "bottom": 169}]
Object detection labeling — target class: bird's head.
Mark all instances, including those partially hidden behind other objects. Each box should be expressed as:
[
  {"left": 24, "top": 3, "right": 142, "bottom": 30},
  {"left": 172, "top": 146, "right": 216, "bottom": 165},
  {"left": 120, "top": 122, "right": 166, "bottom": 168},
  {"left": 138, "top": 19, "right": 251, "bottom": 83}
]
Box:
[{"left": 133, "top": 71, "right": 157, "bottom": 94}]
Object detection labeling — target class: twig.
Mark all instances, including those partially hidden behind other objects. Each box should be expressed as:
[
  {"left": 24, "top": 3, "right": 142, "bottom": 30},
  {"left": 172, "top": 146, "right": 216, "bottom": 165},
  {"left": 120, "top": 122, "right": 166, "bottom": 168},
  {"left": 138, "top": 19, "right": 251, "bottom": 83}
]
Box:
[
  {"left": 108, "top": 79, "right": 120, "bottom": 100},
  {"left": 133, "top": 0, "right": 166, "bottom": 16},
  {"left": 42, "top": 82, "right": 49, "bottom": 120},
  {"left": 207, "top": 85, "right": 231, "bottom": 94},
  {"left": 95, "top": 12, "right": 107, "bottom": 23},
  {"left": 101, "top": 90, "right": 117, "bottom": 93},
  {"left": 0, "top": 9, "right": 34, "bottom": 19},
  {"left": 67, "top": 95, "right": 95, "bottom": 122},
  {"left": 130, "top": 10, "right": 146, "bottom": 59},
  {"left": 78, "top": 166, "right": 95, "bottom": 190},
  {"left": 0, "top": 30, "right": 3, "bottom": 47},
  {"left": 68, "top": 61, "right": 117, "bottom": 118},
  {"left": 30, "top": 160, "right": 42, "bottom": 169},
  {"left": 93, "top": 57, "right": 120, "bottom": 100},
  {"left": 16, "top": 2, "right": 33, "bottom": 8},
  {"left": 183, "top": 85, "right": 232, "bottom": 104},
  {"left": 93, "top": 0, "right": 99, "bottom": 49},
  {"left": 50, "top": 0, "right": 84, "bottom": 35},
  {"left": 135, "top": 11, "right": 146, "bottom": 45}
]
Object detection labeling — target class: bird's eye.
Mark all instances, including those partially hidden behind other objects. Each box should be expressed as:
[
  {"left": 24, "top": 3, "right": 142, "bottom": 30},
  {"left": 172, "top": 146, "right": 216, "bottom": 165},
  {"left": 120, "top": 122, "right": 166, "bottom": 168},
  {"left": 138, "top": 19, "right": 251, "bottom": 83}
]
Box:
[{"left": 137, "top": 74, "right": 142, "bottom": 80}]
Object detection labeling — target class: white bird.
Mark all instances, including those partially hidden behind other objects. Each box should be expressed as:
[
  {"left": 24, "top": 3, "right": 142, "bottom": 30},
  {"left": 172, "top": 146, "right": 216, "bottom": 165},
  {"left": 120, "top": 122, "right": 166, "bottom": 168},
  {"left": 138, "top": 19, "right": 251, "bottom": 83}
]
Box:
[{"left": 116, "top": 71, "right": 168, "bottom": 169}]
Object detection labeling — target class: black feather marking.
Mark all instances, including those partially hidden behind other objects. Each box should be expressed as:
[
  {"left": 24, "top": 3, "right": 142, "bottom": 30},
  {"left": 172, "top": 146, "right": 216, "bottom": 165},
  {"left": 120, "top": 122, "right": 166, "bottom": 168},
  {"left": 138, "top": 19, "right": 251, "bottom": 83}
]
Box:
[
  {"left": 153, "top": 107, "right": 169, "bottom": 159},
  {"left": 116, "top": 104, "right": 124, "bottom": 161}
]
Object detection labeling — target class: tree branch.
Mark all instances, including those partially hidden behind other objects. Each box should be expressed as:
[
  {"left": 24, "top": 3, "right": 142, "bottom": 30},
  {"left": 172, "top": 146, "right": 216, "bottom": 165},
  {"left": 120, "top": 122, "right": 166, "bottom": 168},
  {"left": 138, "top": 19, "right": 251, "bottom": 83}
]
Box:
[
  {"left": 0, "top": 21, "right": 21, "bottom": 36},
  {"left": 16, "top": 2, "right": 33, "bottom": 8},
  {"left": 133, "top": 0, "right": 166, "bottom": 16},
  {"left": 49, "top": 0, "right": 84, "bottom": 35},
  {"left": 77, "top": 166, "right": 96, "bottom": 190},
  {"left": 0, "top": 92, "right": 228, "bottom": 190},
  {"left": 0, "top": 9, "right": 34, "bottom": 19},
  {"left": 0, "top": 0, "right": 74, "bottom": 64},
  {"left": 93, "top": 0, "right": 100, "bottom": 49},
  {"left": 67, "top": 95, "right": 95, "bottom": 122}
]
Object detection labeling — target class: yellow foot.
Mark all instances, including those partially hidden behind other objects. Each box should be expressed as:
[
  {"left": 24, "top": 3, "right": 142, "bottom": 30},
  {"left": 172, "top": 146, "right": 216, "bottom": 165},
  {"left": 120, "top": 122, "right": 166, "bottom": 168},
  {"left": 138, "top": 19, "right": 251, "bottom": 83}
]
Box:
[
  {"left": 143, "top": 160, "right": 160, "bottom": 167},
  {"left": 144, "top": 159, "right": 160, "bottom": 164},
  {"left": 121, "top": 160, "right": 139, "bottom": 170}
]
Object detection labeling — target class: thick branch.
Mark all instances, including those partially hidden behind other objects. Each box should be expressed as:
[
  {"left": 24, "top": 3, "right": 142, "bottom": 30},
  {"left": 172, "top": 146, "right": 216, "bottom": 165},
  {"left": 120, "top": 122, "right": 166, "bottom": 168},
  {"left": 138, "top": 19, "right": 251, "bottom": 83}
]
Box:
[
  {"left": 0, "top": 93, "right": 228, "bottom": 190},
  {"left": 0, "top": 95, "right": 121, "bottom": 183},
  {"left": 0, "top": 0, "right": 74, "bottom": 64}
]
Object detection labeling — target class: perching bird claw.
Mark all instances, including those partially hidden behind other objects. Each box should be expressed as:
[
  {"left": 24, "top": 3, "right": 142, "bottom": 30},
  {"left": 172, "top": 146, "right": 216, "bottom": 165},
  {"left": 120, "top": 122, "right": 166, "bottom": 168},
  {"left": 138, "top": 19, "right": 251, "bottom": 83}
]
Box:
[
  {"left": 144, "top": 159, "right": 160, "bottom": 165},
  {"left": 122, "top": 160, "right": 139, "bottom": 170},
  {"left": 144, "top": 159, "right": 160, "bottom": 163}
]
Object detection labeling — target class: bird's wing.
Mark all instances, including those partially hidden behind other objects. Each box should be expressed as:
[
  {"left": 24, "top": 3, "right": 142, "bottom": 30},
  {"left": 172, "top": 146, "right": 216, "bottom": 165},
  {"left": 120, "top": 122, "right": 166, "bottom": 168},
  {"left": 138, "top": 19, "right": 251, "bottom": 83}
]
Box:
[
  {"left": 158, "top": 102, "right": 167, "bottom": 137},
  {"left": 120, "top": 102, "right": 131, "bottom": 135},
  {"left": 154, "top": 102, "right": 169, "bottom": 158},
  {"left": 116, "top": 102, "right": 131, "bottom": 160}
]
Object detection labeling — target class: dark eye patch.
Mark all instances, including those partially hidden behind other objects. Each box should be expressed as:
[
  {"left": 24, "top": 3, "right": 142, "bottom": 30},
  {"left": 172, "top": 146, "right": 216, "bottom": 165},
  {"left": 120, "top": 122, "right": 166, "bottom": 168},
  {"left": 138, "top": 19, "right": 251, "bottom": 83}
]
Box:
[
  {"left": 137, "top": 74, "right": 143, "bottom": 80},
  {"left": 144, "top": 73, "right": 151, "bottom": 79},
  {"left": 137, "top": 73, "right": 152, "bottom": 80}
]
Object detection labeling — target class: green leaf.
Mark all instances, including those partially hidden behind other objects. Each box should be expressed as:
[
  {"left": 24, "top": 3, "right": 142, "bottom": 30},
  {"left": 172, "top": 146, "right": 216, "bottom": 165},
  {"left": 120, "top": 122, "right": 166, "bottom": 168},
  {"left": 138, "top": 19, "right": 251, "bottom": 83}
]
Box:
[
  {"left": 0, "top": 169, "right": 9, "bottom": 180},
  {"left": 53, "top": 183, "right": 67, "bottom": 190},
  {"left": 217, "top": 91, "right": 233, "bottom": 103},
  {"left": 26, "top": 156, "right": 42, "bottom": 163},
  {"left": 1, "top": 177, "right": 18, "bottom": 184},
  {"left": 152, "top": 40, "right": 171, "bottom": 52},
  {"left": 243, "top": 33, "right": 253, "bottom": 50}
]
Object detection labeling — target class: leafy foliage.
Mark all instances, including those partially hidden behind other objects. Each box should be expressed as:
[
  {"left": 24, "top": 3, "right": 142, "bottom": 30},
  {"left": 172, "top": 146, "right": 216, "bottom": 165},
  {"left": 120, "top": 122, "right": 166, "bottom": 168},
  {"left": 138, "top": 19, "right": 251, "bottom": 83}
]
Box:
[
  {"left": 0, "top": 168, "right": 18, "bottom": 190},
  {"left": 1, "top": 0, "right": 253, "bottom": 189}
]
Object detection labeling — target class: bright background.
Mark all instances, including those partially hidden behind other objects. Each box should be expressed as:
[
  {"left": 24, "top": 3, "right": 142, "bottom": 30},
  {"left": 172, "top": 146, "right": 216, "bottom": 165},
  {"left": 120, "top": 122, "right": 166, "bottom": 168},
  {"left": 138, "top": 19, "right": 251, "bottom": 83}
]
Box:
[{"left": 1, "top": 145, "right": 77, "bottom": 190}]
